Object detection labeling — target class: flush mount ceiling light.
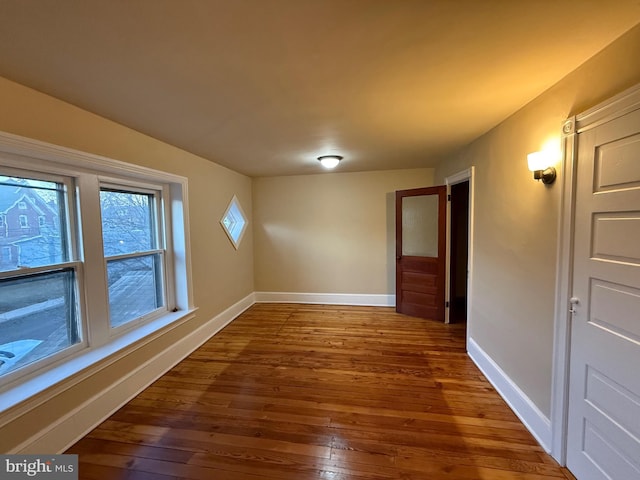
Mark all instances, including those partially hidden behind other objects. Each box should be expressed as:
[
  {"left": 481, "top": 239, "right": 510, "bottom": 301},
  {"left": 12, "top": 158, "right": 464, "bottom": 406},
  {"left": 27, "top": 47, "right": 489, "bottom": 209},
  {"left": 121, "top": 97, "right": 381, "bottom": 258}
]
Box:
[{"left": 318, "top": 155, "right": 343, "bottom": 169}]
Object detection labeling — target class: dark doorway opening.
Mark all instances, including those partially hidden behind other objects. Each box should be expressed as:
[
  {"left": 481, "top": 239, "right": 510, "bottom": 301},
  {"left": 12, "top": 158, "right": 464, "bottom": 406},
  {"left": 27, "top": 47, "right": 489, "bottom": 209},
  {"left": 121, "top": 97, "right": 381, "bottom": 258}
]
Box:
[{"left": 449, "top": 181, "right": 469, "bottom": 323}]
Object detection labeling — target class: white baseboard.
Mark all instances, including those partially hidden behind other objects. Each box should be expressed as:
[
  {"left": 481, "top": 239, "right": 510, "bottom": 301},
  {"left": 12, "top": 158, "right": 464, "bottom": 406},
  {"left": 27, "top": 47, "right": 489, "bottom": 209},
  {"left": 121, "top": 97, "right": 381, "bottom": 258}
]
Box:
[
  {"left": 13, "top": 293, "right": 255, "bottom": 454},
  {"left": 255, "top": 291, "right": 395, "bottom": 307},
  {"left": 467, "top": 337, "right": 552, "bottom": 452}
]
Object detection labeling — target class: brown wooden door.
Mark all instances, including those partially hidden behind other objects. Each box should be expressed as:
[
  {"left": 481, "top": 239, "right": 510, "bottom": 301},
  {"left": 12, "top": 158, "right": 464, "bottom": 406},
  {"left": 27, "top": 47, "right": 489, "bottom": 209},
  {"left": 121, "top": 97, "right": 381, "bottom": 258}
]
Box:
[{"left": 395, "top": 186, "right": 446, "bottom": 321}]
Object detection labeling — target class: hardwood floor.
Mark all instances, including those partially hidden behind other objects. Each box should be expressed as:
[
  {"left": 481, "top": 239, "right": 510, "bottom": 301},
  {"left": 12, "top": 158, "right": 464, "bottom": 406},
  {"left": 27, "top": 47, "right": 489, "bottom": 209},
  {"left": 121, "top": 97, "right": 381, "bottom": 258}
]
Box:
[{"left": 67, "top": 304, "right": 576, "bottom": 479}]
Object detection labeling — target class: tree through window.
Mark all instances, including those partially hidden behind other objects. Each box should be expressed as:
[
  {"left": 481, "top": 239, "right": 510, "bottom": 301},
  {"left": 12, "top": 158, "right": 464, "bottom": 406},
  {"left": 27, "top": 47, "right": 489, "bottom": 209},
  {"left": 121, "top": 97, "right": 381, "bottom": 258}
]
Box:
[{"left": 100, "top": 187, "right": 165, "bottom": 328}]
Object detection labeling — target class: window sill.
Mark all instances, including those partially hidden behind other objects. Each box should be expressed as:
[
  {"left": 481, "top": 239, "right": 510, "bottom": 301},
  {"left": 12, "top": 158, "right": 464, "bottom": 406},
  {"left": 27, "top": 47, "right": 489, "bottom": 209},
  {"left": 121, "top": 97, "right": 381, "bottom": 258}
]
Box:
[{"left": 0, "top": 307, "right": 198, "bottom": 422}]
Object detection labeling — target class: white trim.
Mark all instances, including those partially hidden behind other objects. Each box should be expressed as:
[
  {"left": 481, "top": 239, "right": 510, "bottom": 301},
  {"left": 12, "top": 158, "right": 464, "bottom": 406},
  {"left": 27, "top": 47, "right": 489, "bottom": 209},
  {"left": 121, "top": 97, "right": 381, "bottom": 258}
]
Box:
[
  {"left": 170, "top": 181, "right": 194, "bottom": 311},
  {"left": 9, "top": 293, "right": 255, "bottom": 454},
  {"left": 255, "top": 292, "right": 395, "bottom": 307},
  {"left": 549, "top": 118, "right": 577, "bottom": 464},
  {"left": 0, "top": 130, "right": 194, "bottom": 314},
  {"left": 445, "top": 168, "right": 473, "bottom": 186},
  {"left": 0, "top": 130, "right": 187, "bottom": 184},
  {"left": 0, "top": 309, "right": 195, "bottom": 421},
  {"left": 575, "top": 82, "right": 640, "bottom": 133},
  {"left": 468, "top": 337, "right": 552, "bottom": 452},
  {"left": 0, "top": 129, "right": 195, "bottom": 415},
  {"left": 550, "top": 82, "right": 640, "bottom": 465},
  {"left": 444, "top": 167, "right": 474, "bottom": 326},
  {"left": 220, "top": 194, "right": 248, "bottom": 250}
]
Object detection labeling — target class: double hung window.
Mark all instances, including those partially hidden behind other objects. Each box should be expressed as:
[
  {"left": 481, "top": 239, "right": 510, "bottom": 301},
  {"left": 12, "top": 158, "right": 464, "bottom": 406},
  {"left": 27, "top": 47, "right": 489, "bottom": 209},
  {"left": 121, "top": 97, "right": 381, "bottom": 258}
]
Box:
[
  {"left": 0, "top": 135, "right": 192, "bottom": 393},
  {"left": 100, "top": 186, "right": 165, "bottom": 328},
  {"left": 0, "top": 172, "right": 80, "bottom": 378}
]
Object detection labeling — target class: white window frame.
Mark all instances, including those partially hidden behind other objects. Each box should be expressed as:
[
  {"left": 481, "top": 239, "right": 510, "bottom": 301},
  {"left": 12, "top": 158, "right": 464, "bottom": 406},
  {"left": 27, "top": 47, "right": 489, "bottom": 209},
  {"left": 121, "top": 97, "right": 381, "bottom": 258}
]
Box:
[
  {"left": 0, "top": 166, "right": 86, "bottom": 381},
  {"left": 18, "top": 214, "right": 28, "bottom": 228},
  {"left": 18, "top": 201, "right": 27, "bottom": 210},
  {"left": 0, "top": 131, "right": 195, "bottom": 414},
  {"left": 220, "top": 195, "right": 248, "bottom": 249},
  {"left": 99, "top": 180, "right": 170, "bottom": 333}
]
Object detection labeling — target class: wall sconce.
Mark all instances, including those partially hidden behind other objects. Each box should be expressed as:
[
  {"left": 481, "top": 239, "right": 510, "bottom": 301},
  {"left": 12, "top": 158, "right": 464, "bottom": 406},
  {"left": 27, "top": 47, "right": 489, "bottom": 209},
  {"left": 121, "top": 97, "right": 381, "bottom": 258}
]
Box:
[
  {"left": 527, "top": 151, "right": 557, "bottom": 185},
  {"left": 318, "top": 155, "right": 342, "bottom": 169}
]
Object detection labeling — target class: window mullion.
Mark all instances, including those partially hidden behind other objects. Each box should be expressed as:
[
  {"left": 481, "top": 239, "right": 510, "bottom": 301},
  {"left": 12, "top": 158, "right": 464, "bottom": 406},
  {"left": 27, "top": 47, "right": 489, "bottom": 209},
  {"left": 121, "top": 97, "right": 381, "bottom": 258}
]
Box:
[{"left": 76, "top": 174, "right": 110, "bottom": 346}]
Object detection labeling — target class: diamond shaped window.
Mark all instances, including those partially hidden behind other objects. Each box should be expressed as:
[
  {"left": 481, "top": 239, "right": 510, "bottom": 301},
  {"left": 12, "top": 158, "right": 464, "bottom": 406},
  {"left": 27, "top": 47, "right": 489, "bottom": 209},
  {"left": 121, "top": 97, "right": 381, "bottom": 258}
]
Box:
[{"left": 220, "top": 195, "right": 247, "bottom": 249}]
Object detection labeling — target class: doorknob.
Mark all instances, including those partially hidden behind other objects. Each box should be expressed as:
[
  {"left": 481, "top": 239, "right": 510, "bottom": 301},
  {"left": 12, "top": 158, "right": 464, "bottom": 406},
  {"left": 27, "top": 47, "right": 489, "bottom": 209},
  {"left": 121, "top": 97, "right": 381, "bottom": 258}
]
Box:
[{"left": 569, "top": 297, "right": 580, "bottom": 314}]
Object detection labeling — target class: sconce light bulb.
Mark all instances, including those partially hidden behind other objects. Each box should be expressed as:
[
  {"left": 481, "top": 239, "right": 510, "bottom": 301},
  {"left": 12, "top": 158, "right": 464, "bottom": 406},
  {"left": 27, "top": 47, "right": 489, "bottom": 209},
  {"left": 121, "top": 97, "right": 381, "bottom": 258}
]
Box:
[
  {"left": 528, "top": 151, "right": 557, "bottom": 185},
  {"left": 527, "top": 151, "right": 547, "bottom": 172}
]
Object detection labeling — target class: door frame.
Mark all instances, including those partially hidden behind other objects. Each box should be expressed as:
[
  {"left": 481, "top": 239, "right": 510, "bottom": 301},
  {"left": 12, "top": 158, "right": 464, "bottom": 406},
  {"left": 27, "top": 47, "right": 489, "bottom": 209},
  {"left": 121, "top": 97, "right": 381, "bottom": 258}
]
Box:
[
  {"left": 550, "top": 83, "right": 640, "bottom": 464},
  {"left": 445, "top": 168, "right": 475, "bottom": 335}
]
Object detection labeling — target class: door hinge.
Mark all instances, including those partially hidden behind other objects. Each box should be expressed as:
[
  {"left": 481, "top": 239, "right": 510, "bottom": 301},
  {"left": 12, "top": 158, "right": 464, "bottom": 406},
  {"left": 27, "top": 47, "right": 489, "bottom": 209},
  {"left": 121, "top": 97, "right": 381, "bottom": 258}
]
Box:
[
  {"left": 447, "top": 194, "right": 451, "bottom": 201},
  {"left": 445, "top": 301, "right": 450, "bottom": 308}
]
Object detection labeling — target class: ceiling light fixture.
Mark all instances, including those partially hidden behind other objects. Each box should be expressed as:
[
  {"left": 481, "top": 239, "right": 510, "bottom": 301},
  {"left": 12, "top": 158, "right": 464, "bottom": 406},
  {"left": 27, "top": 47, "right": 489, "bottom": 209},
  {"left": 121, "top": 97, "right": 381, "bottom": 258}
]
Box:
[{"left": 318, "top": 155, "right": 342, "bottom": 169}]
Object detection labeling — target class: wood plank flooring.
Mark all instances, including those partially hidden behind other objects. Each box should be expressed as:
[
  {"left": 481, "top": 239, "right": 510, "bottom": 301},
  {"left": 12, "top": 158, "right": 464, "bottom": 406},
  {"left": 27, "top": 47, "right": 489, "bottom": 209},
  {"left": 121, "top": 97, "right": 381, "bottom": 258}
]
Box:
[{"left": 66, "top": 304, "right": 576, "bottom": 479}]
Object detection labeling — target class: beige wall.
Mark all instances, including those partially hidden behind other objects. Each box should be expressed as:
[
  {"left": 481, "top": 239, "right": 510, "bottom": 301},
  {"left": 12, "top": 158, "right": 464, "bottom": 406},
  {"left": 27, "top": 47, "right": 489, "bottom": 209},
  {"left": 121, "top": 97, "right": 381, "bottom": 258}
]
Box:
[
  {"left": 435, "top": 23, "right": 640, "bottom": 417},
  {"left": 253, "top": 169, "right": 433, "bottom": 295},
  {"left": 3, "top": 20, "right": 640, "bottom": 453},
  {"left": 0, "top": 76, "right": 254, "bottom": 452}
]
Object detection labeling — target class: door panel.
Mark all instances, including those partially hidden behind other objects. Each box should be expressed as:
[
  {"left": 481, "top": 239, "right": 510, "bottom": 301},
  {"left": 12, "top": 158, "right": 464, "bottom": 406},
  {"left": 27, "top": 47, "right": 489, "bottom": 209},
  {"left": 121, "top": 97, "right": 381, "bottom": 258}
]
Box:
[
  {"left": 396, "top": 186, "right": 446, "bottom": 321},
  {"left": 567, "top": 107, "right": 640, "bottom": 480},
  {"left": 592, "top": 213, "right": 640, "bottom": 263}
]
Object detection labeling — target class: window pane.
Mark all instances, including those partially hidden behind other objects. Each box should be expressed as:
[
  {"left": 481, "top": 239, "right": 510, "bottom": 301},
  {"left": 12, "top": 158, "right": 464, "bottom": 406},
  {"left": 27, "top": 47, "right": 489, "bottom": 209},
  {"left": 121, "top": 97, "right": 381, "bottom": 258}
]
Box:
[
  {"left": 402, "top": 194, "right": 439, "bottom": 257},
  {"left": 100, "top": 190, "right": 155, "bottom": 256},
  {"left": 0, "top": 175, "right": 68, "bottom": 272},
  {"left": 107, "top": 254, "right": 164, "bottom": 327},
  {"left": 0, "top": 269, "right": 80, "bottom": 377},
  {"left": 220, "top": 196, "right": 247, "bottom": 249}
]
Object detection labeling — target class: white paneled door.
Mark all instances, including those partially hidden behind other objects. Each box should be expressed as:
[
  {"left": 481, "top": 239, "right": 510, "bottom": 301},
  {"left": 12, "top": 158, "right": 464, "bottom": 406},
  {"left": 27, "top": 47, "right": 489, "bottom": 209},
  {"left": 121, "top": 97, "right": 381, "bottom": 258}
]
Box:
[{"left": 567, "top": 106, "right": 640, "bottom": 479}]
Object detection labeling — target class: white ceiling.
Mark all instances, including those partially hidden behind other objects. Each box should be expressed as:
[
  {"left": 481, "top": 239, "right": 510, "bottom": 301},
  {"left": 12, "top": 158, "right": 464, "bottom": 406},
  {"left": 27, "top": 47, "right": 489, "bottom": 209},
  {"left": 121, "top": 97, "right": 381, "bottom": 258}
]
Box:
[{"left": 0, "top": 1, "right": 639, "bottom": 177}]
